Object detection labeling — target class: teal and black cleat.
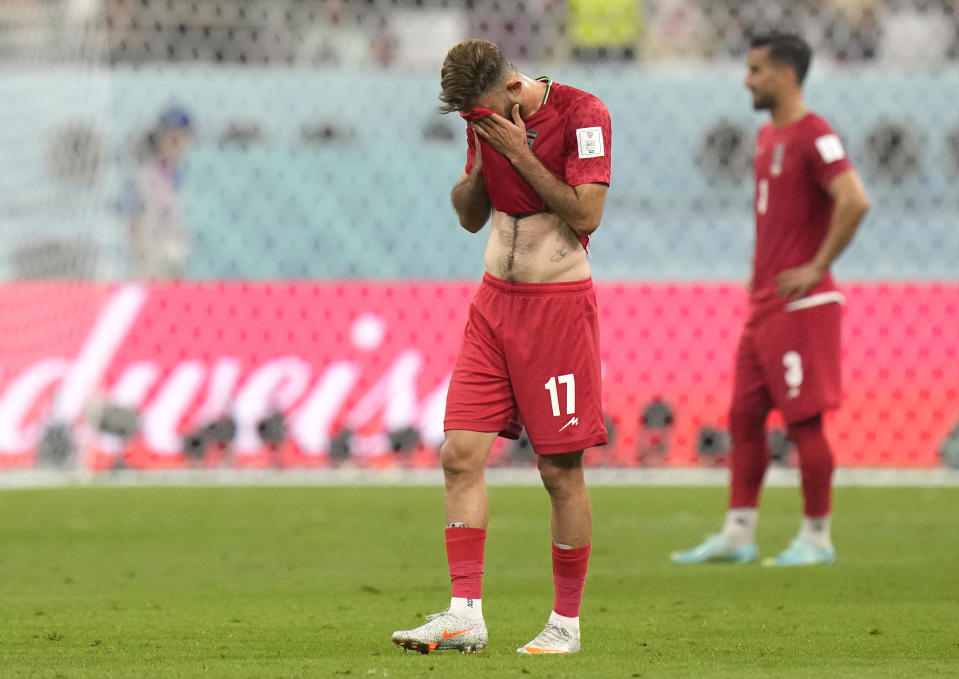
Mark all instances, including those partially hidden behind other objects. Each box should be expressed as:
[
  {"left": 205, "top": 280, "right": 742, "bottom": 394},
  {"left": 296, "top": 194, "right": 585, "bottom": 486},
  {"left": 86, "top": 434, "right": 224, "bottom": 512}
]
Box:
[
  {"left": 670, "top": 534, "right": 758, "bottom": 564},
  {"left": 762, "top": 538, "right": 836, "bottom": 567}
]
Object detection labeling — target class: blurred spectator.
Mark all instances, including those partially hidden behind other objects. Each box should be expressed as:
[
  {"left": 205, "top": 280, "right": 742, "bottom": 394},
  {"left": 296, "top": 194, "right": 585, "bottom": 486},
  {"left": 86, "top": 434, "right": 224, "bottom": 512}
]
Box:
[
  {"left": 818, "top": 0, "right": 883, "bottom": 62},
  {"left": 641, "top": 0, "right": 812, "bottom": 61},
  {"left": 119, "top": 106, "right": 195, "bottom": 280},
  {"left": 467, "top": 0, "right": 564, "bottom": 61},
  {"left": 383, "top": 7, "right": 461, "bottom": 70},
  {"left": 880, "top": 0, "right": 954, "bottom": 64},
  {"left": 295, "top": 0, "right": 394, "bottom": 68},
  {"left": 949, "top": 0, "right": 959, "bottom": 59},
  {"left": 58, "top": 0, "right": 959, "bottom": 67},
  {"left": 640, "top": 0, "right": 716, "bottom": 60},
  {"left": 569, "top": 0, "right": 643, "bottom": 60},
  {"left": 707, "top": 0, "right": 810, "bottom": 59},
  {"left": 103, "top": 0, "right": 138, "bottom": 63}
]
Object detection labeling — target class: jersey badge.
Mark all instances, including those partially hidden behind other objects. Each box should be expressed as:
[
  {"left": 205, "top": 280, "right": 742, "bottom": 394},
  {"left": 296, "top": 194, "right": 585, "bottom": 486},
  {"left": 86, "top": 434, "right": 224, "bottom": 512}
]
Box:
[
  {"left": 815, "top": 134, "right": 846, "bottom": 163},
  {"left": 526, "top": 129, "right": 539, "bottom": 150},
  {"left": 576, "top": 127, "right": 604, "bottom": 158},
  {"left": 770, "top": 143, "right": 785, "bottom": 177}
]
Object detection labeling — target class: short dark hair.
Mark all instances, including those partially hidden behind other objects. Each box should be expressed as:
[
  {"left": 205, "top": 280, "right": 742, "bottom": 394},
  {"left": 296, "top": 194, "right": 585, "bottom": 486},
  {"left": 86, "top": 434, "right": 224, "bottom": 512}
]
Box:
[
  {"left": 439, "top": 39, "right": 515, "bottom": 114},
  {"left": 750, "top": 33, "right": 812, "bottom": 85}
]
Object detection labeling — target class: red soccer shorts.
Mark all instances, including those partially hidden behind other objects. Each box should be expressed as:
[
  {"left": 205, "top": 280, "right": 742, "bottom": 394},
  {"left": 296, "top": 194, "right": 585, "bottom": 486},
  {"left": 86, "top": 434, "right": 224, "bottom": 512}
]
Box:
[
  {"left": 444, "top": 272, "right": 607, "bottom": 455},
  {"left": 730, "top": 301, "right": 842, "bottom": 424}
]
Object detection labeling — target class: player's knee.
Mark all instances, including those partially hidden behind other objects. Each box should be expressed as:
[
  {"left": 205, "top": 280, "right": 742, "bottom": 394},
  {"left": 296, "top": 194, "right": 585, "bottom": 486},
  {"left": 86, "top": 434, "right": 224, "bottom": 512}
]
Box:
[
  {"left": 439, "top": 438, "right": 482, "bottom": 477},
  {"left": 537, "top": 454, "right": 584, "bottom": 495}
]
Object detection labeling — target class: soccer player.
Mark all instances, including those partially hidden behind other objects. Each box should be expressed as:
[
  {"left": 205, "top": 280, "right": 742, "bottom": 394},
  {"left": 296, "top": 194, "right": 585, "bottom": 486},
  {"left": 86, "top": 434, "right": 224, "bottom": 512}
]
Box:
[
  {"left": 671, "top": 33, "right": 870, "bottom": 567},
  {"left": 391, "top": 39, "right": 611, "bottom": 654}
]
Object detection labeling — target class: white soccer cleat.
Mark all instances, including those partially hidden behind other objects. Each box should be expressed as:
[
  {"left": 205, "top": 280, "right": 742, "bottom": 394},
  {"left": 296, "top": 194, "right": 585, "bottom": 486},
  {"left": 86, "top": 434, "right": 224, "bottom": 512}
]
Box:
[
  {"left": 517, "top": 622, "right": 581, "bottom": 654},
  {"left": 391, "top": 609, "right": 487, "bottom": 654}
]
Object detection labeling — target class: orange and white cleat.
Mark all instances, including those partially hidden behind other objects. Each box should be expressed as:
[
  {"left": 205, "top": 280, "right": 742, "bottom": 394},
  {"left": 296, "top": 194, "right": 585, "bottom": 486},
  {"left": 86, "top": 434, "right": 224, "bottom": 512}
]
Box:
[
  {"left": 392, "top": 609, "right": 487, "bottom": 654},
  {"left": 517, "top": 622, "right": 580, "bottom": 654}
]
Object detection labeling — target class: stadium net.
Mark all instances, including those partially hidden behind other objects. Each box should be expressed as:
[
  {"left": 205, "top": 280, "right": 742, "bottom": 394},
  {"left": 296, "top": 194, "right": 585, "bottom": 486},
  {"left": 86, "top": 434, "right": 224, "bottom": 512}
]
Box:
[{"left": 0, "top": 0, "right": 957, "bottom": 473}]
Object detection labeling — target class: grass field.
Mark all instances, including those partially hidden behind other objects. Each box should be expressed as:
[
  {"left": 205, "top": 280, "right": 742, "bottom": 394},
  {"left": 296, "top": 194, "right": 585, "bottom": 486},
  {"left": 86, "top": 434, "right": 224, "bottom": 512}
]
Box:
[{"left": 0, "top": 484, "right": 957, "bottom": 678}]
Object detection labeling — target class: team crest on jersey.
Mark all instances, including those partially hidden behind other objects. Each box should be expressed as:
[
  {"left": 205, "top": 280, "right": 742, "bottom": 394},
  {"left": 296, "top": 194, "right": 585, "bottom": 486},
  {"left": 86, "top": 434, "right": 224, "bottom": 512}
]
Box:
[
  {"left": 770, "top": 143, "right": 786, "bottom": 177},
  {"left": 526, "top": 129, "right": 539, "bottom": 150}
]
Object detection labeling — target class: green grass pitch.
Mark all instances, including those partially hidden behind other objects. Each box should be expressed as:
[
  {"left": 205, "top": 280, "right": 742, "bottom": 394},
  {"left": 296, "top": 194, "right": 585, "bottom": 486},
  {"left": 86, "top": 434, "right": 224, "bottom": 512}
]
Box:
[{"left": 0, "top": 484, "right": 957, "bottom": 678}]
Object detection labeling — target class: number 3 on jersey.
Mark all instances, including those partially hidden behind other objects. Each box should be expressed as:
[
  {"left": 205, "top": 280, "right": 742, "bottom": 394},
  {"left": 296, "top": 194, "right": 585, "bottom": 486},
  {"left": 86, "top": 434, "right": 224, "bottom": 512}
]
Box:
[
  {"left": 757, "top": 179, "right": 769, "bottom": 215},
  {"left": 545, "top": 374, "right": 576, "bottom": 416}
]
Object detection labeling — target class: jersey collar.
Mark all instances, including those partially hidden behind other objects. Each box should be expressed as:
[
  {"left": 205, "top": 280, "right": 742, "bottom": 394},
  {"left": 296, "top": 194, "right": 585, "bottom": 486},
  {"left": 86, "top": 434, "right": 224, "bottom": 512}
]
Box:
[{"left": 536, "top": 76, "right": 553, "bottom": 106}]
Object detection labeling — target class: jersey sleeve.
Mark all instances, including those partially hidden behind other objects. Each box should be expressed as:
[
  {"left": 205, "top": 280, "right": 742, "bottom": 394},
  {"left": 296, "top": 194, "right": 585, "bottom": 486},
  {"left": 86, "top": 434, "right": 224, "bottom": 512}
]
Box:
[
  {"left": 564, "top": 95, "right": 612, "bottom": 187},
  {"left": 463, "top": 123, "right": 476, "bottom": 175},
  {"left": 805, "top": 116, "right": 853, "bottom": 190}
]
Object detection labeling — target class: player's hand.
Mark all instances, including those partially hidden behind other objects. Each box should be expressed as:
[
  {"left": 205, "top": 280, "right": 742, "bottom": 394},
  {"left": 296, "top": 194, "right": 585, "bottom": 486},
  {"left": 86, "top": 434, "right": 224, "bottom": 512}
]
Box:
[
  {"left": 776, "top": 263, "right": 825, "bottom": 301},
  {"left": 472, "top": 128, "right": 483, "bottom": 172},
  {"left": 471, "top": 104, "right": 529, "bottom": 163}
]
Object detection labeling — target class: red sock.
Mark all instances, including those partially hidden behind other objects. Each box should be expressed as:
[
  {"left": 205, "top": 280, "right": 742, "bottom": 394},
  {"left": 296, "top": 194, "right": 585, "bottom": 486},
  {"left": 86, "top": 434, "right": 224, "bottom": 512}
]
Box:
[
  {"left": 728, "top": 412, "right": 770, "bottom": 508},
  {"left": 789, "top": 415, "right": 834, "bottom": 517},
  {"left": 445, "top": 527, "right": 486, "bottom": 599},
  {"left": 552, "top": 542, "right": 591, "bottom": 618}
]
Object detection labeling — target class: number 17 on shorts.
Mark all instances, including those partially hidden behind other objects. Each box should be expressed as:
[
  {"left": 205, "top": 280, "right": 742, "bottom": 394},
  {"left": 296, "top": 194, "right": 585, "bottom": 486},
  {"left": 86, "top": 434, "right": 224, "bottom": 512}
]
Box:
[{"left": 545, "top": 374, "right": 578, "bottom": 431}]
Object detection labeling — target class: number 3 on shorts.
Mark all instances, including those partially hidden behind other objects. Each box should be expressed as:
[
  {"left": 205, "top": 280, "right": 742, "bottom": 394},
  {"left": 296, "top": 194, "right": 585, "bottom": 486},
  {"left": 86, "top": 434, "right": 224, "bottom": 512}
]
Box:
[
  {"left": 782, "top": 351, "right": 803, "bottom": 398},
  {"left": 545, "top": 374, "right": 576, "bottom": 417}
]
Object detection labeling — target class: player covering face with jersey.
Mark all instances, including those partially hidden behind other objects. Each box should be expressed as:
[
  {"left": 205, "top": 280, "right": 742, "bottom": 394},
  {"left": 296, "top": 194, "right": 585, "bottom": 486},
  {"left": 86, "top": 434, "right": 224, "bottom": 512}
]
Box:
[
  {"left": 672, "top": 33, "right": 870, "bottom": 568},
  {"left": 392, "top": 39, "right": 612, "bottom": 655}
]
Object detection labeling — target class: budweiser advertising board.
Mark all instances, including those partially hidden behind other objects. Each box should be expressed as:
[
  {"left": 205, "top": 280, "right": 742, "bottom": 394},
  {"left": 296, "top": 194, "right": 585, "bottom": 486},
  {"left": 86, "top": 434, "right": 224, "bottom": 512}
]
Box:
[{"left": 0, "top": 282, "right": 954, "bottom": 469}]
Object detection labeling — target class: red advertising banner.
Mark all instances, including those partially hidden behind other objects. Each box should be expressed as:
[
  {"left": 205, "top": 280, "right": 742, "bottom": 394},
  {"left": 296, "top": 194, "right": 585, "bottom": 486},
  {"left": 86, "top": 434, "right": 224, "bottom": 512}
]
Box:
[{"left": 0, "top": 281, "right": 954, "bottom": 469}]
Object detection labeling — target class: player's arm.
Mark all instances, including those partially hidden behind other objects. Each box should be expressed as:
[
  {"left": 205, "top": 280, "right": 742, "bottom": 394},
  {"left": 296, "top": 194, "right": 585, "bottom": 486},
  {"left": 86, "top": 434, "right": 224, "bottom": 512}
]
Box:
[
  {"left": 472, "top": 104, "right": 607, "bottom": 237},
  {"left": 777, "top": 168, "right": 870, "bottom": 300},
  {"left": 809, "top": 169, "right": 870, "bottom": 272},
  {"left": 450, "top": 133, "right": 492, "bottom": 233}
]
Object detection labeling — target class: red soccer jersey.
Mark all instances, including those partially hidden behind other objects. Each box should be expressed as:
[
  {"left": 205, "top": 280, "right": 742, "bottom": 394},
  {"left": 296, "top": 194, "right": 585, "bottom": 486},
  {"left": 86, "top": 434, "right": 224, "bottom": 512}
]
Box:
[
  {"left": 751, "top": 112, "right": 853, "bottom": 313},
  {"left": 463, "top": 79, "right": 612, "bottom": 249}
]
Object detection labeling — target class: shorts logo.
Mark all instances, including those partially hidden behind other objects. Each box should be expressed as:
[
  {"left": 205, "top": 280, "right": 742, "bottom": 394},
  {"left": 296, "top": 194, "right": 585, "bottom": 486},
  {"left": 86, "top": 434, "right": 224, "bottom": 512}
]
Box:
[{"left": 559, "top": 416, "right": 579, "bottom": 432}]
